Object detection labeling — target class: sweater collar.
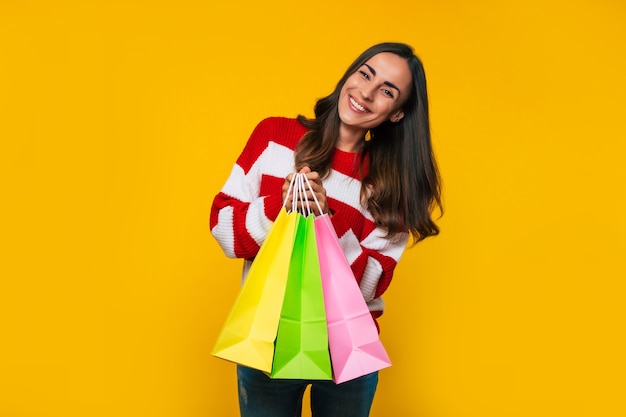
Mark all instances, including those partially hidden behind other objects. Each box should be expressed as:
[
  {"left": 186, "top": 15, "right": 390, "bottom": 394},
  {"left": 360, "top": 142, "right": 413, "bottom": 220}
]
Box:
[{"left": 332, "top": 147, "right": 369, "bottom": 179}]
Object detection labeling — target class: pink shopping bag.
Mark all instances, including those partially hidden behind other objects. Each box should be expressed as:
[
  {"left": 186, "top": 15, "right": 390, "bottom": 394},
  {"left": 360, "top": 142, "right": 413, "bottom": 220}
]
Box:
[{"left": 314, "top": 214, "right": 392, "bottom": 384}]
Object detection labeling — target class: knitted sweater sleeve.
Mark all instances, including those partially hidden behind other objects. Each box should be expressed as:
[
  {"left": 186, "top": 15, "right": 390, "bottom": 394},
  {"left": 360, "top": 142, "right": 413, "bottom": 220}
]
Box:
[
  {"left": 209, "top": 118, "right": 297, "bottom": 259},
  {"left": 321, "top": 164, "right": 410, "bottom": 319},
  {"left": 331, "top": 206, "right": 409, "bottom": 314}
]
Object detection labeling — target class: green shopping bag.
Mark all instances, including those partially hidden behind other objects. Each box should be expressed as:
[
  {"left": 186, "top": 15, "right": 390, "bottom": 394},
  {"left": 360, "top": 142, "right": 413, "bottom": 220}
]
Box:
[{"left": 270, "top": 179, "right": 332, "bottom": 380}]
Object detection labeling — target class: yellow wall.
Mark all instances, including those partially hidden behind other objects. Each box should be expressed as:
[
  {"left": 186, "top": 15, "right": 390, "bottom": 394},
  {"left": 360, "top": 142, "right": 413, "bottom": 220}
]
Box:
[{"left": 2, "top": 1, "right": 625, "bottom": 416}]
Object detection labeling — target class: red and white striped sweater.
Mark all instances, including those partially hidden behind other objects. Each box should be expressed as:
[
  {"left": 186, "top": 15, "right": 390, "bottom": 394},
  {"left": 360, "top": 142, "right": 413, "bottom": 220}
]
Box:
[{"left": 210, "top": 117, "right": 409, "bottom": 325}]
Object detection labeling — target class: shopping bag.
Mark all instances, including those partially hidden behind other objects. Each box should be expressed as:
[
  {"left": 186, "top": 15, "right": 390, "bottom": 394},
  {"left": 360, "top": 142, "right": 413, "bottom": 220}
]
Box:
[
  {"left": 271, "top": 199, "right": 332, "bottom": 379},
  {"left": 314, "top": 214, "right": 392, "bottom": 384},
  {"left": 212, "top": 207, "right": 299, "bottom": 372}
]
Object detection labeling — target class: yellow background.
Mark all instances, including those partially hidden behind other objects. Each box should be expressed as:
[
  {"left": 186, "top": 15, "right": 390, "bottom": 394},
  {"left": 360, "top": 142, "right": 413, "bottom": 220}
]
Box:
[{"left": 1, "top": 0, "right": 625, "bottom": 416}]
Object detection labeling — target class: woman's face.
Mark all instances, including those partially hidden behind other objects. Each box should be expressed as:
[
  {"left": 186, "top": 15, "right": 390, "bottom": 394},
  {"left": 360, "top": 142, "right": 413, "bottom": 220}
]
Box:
[{"left": 338, "top": 52, "right": 413, "bottom": 133}]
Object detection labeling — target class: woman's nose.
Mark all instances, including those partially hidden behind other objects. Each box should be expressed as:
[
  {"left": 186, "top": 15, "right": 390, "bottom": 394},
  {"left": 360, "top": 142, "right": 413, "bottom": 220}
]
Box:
[{"left": 360, "top": 84, "right": 376, "bottom": 101}]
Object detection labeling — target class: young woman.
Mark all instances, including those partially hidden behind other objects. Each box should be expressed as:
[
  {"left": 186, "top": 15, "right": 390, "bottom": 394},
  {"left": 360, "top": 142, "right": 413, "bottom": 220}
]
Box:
[{"left": 210, "top": 42, "right": 443, "bottom": 417}]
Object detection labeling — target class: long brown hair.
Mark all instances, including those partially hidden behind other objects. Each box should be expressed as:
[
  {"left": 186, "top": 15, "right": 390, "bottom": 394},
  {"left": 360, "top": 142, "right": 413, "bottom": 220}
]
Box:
[{"left": 296, "top": 42, "right": 443, "bottom": 244}]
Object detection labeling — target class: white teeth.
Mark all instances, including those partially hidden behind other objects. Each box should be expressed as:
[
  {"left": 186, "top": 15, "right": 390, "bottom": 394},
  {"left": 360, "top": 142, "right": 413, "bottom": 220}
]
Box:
[{"left": 350, "top": 97, "right": 366, "bottom": 112}]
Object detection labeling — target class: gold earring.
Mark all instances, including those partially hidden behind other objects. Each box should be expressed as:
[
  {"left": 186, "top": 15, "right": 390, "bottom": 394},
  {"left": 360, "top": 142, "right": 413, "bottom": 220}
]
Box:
[{"left": 364, "top": 130, "right": 372, "bottom": 141}]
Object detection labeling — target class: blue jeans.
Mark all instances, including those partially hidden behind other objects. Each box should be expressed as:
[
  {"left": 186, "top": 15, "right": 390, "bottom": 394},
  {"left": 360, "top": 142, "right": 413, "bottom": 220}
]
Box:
[{"left": 237, "top": 365, "right": 378, "bottom": 417}]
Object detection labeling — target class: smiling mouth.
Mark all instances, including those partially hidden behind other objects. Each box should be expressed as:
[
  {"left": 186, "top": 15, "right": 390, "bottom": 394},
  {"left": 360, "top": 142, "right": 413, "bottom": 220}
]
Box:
[{"left": 349, "top": 96, "right": 370, "bottom": 113}]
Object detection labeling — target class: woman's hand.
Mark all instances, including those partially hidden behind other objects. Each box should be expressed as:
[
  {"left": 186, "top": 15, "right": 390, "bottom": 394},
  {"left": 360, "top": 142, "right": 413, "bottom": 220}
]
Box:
[{"left": 282, "top": 166, "right": 330, "bottom": 216}]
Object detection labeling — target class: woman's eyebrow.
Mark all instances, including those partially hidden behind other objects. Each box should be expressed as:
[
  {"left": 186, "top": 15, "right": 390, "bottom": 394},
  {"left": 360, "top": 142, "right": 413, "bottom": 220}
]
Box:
[
  {"left": 364, "top": 63, "right": 401, "bottom": 94},
  {"left": 364, "top": 63, "right": 377, "bottom": 76}
]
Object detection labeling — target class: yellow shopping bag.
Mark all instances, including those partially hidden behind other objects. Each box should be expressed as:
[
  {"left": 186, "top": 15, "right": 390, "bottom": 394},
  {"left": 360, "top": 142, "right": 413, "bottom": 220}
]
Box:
[{"left": 212, "top": 207, "right": 299, "bottom": 372}]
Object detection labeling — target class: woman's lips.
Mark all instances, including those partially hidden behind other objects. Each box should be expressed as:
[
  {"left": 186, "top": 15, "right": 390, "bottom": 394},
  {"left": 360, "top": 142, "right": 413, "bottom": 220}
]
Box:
[{"left": 349, "top": 96, "right": 370, "bottom": 113}]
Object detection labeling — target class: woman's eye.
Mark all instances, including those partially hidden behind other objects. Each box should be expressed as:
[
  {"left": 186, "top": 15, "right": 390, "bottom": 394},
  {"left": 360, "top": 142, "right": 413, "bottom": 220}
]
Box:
[
  {"left": 382, "top": 89, "right": 394, "bottom": 98},
  {"left": 359, "top": 70, "right": 370, "bottom": 80}
]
